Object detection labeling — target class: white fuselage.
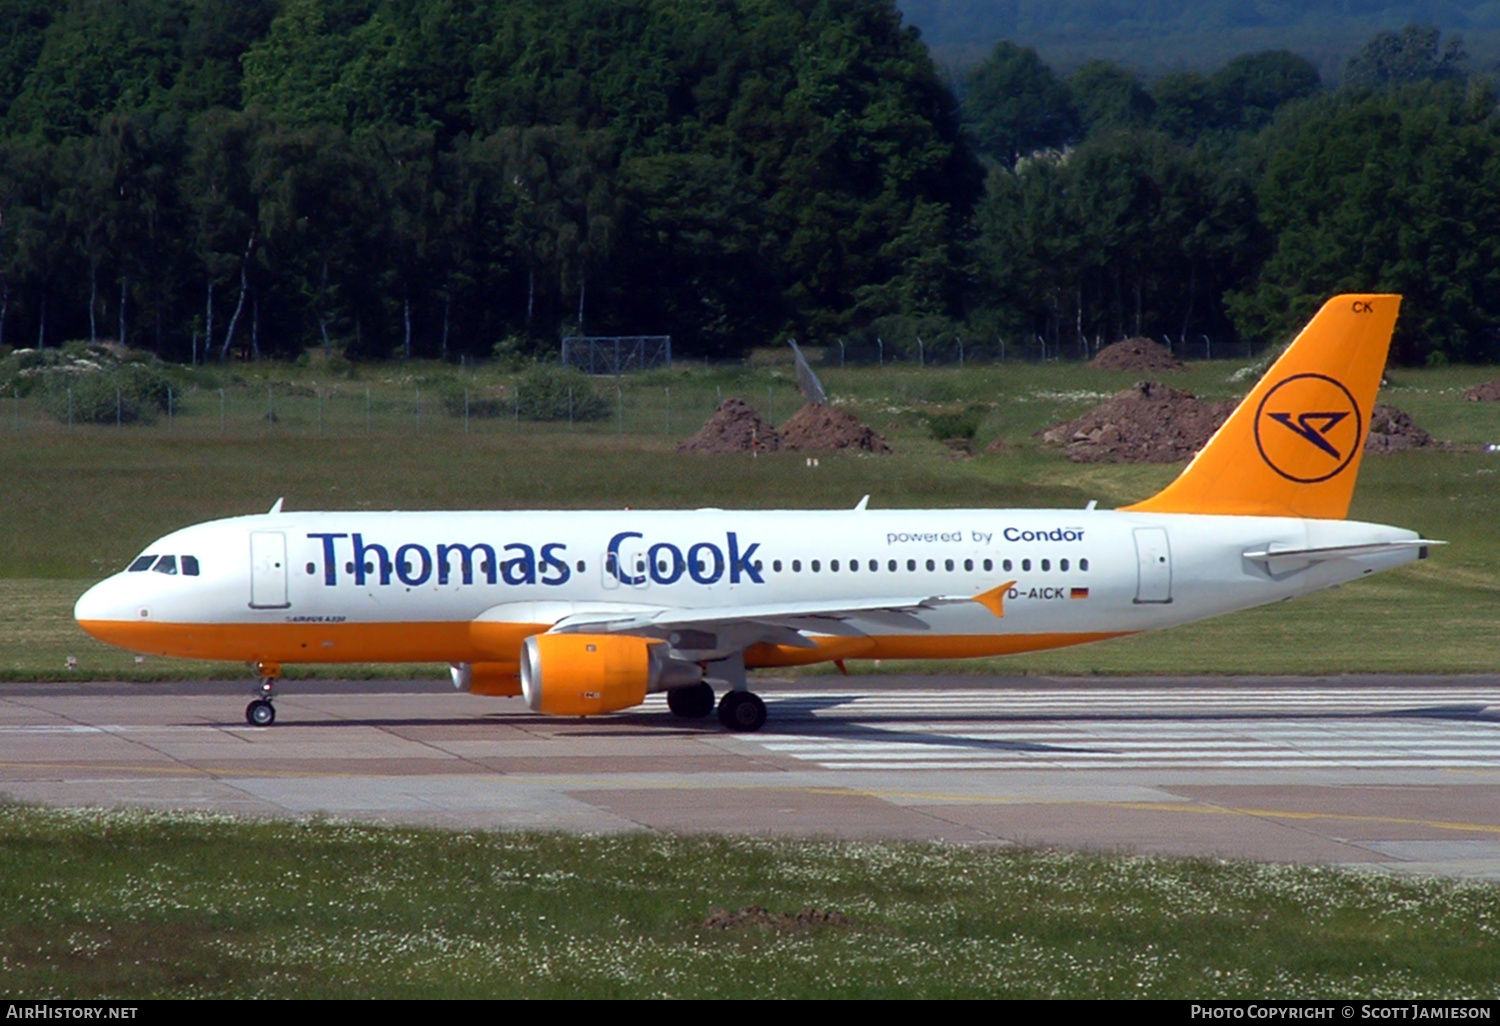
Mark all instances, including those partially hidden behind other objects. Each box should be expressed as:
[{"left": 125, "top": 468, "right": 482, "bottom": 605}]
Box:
[{"left": 74, "top": 507, "right": 1422, "bottom": 670}]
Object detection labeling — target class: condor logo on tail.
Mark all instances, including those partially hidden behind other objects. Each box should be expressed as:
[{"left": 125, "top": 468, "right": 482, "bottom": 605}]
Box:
[{"left": 1254, "top": 373, "right": 1363, "bottom": 483}]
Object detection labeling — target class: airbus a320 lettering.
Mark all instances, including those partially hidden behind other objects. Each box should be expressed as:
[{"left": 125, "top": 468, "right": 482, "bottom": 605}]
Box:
[{"left": 76, "top": 295, "right": 1435, "bottom": 732}]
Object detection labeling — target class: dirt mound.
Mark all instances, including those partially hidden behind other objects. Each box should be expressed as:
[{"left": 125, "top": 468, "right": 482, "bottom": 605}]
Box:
[
  {"left": 1365, "top": 404, "right": 1438, "bottom": 452},
  {"left": 1040, "top": 381, "right": 1233, "bottom": 463},
  {"left": 1464, "top": 381, "right": 1500, "bottom": 401},
  {"left": 701, "top": 906, "right": 850, "bottom": 931},
  {"left": 1091, "top": 337, "right": 1182, "bottom": 371},
  {"left": 677, "top": 398, "right": 781, "bottom": 454},
  {"left": 779, "top": 403, "right": 891, "bottom": 453}
]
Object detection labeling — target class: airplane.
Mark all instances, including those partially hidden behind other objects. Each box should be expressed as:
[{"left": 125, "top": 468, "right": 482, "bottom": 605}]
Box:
[{"left": 75, "top": 294, "right": 1436, "bottom": 732}]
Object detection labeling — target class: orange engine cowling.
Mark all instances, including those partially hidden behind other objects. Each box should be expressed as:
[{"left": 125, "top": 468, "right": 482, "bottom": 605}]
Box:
[
  {"left": 450, "top": 661, "right": 522, "bottom": 696},
  {"left": 520, "top": 634, "right": 667, "bottom": 716}
]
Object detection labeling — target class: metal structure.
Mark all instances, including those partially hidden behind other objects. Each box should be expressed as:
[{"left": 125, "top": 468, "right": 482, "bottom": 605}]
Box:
[{"left": 560, "top": 335, "right": 671, "bottom": 375}]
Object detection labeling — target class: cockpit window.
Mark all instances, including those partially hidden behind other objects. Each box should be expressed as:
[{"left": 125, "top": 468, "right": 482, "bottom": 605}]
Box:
[
  {"left": 128, "top": 555, "right": 156, "bottom": 572},
  {"left": 182, "top": 556, "right": 200, "bottom": 576},
  {"left": 152, "top": 555, "right": 178, "bottom": 575}
]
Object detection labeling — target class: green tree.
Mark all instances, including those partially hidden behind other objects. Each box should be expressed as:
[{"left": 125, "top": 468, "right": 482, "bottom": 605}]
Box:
[
  {"left": 1343, "top": 24, "right": 1467, "bottom": 90},
  {"left": 961, "top": 41, "right": 1079, "bottom": 165},
  {"left": 1229, "top": 83, "right": 1500, "bottom": 363}
]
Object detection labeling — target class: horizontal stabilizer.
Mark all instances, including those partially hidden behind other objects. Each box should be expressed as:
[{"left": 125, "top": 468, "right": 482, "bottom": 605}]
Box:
[{"left": 1242, "top": 540, "right": 1441, "bottom": 564}]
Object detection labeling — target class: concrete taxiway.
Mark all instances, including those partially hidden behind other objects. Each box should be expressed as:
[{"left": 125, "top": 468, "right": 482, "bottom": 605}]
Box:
[{"left": 1, "top": 675, "right": 1497, "bottom": 878}]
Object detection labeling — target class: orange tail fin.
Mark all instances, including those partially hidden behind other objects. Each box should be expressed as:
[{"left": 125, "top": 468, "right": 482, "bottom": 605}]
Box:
[{"left": 1122, "top": 294, "right": 1400, "bottom": 520}]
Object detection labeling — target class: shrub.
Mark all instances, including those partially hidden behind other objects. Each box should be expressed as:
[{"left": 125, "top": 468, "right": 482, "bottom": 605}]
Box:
[{"left": 513, "top": 364, "right": 610, "bottom": 422}]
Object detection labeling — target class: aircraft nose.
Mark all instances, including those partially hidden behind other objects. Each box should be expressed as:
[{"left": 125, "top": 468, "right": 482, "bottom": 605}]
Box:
[{"left": 74, "top": 577, "right": 134, "bottom": 638}]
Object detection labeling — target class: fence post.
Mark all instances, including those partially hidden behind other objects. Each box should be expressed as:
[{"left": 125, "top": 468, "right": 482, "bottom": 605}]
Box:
[
  {"left": 917, "top": 337, "right": 924, "bottom": 367},
  {"left": 838, "top": 339, "right": 845, "bottom": 368},
  {"left": 878, "top": 337, "right": 884, "bottom": 368}
]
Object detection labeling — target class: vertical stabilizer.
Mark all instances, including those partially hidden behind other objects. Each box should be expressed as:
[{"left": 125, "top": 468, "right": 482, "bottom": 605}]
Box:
[{"left": 1122, "top": 294, "right": 1400, "bottom": 519}]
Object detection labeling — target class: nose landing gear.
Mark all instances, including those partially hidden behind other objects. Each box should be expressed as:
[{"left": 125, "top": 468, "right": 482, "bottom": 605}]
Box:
[{"left": 244, "top": 662, "right": 281, "bottom": 726}]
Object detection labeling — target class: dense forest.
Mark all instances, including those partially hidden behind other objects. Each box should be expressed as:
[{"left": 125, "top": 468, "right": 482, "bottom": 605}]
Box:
[
  {"left": 899, "top": 0, "right": 1500, "bottom": 79},
  {"left": 0, "top": 0, "right": 1497, "bottom": 365}
]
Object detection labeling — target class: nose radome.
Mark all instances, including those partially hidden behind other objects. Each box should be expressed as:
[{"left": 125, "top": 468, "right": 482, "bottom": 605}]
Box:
[{"left": 75, "top": 577, "right": 129, "bottom": 626}]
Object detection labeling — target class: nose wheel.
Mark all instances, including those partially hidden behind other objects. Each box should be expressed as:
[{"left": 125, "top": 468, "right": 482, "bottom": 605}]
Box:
[
  {"left": 245, "top": 699, "right": 276, "bottom": 726},
  {"left": 245, "top": 663, "right": 281, "bottom": 726}
]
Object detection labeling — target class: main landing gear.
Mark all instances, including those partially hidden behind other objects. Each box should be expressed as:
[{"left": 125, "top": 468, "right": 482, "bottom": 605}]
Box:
[
  {"left": 244, "top": 662, "right": 280, "bottom": 726},
  {"left": 717, "top": 690, "right": 767, "bottom": 733},
  {"left": 666, "top": 681, "right": 716, "bottom": 719}
]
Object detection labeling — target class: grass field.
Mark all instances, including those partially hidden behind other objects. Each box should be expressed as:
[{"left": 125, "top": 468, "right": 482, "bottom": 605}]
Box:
[
  {"left": 5, "top": 356, "right": 1500, "bottom": 1000},
  {"left": 4, "top": 355, "right": 1500, "bottom": 679},
  {"left": 1, "top": 805, "right": 1497, "bottom": 1000}
]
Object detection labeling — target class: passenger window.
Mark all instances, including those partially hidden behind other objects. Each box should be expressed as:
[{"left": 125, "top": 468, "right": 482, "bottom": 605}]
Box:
[
  {"left": 1041, "top": 559, "right": 1050, "bottom": 571},
  {"left": 925, "top": 559, "right": 935, "bottom": 572},
  {"left": 1022, "top": 559, "right": 1031, "bottom": 571},
  {"left": 1080, "top": 558, "right": 1090, "bottom": 571},
  {"left": 907, "top": 559, "right": 916, "bottom": 572},
  {"left": 345, "top": 561, "right": 355, "bottom": 574},
  {"left": 792, "top": 560, "right": 802, "bottom": 572},
  {"left": 888, "top": 560, "right": 897, "bottom": 572},
  {"left": 182, "top": 556, "right": 200, "bottom": 576},
  {"left": 944, "top": 559, "right": 954, "bottom": 571},
  {"left": 152, "top": 555, "right": 178, "bottom": 575},
  {"left": 128, "top": 555, "right": 155, "bottom": 572},
  {"left": 983, "top": 559, "right": 993, "bottom": 572},
  {"left": 1003, "top": 559, "right": 1013, "bottom": 572},
  {"left": 811, "top": 560, "right": 821, "bottom": 572},
  {"left": 868, "top": 560, "right": 877, "bottom": 572},
  {"left": 848, "top": 559, "right": 857, "bottom": 572},
  {"left": 1061, "top": 558, "right": 1069, "bottom": 571},
  {"left": 305, "top": 562, "right": 316, "bottom": 575},
  {"left": 964, "top": 559, "right": 973, "bottom": 572},
  {"left": 773, "top": 560, "right": 783, "bottom": 572},
  {"left": 576, "top": 560, "right": 586, "bottom": 572}
]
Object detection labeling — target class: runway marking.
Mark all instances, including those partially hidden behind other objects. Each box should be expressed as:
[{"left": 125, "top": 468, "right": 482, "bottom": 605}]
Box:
[{"left": 695, "top": 688, "right": 1500, "bottom": 771}]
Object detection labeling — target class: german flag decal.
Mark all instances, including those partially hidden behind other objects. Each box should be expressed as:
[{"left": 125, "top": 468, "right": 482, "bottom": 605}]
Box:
[{"left": 1070, "top": 587, "right": 1090, "bottom": 599}]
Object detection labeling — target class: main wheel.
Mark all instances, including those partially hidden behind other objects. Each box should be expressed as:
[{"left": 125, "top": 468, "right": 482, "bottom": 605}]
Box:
[
  {"left": 245, "top": 699, "right": 276, "bottom": 726},
  {"left": 667, "top": 682, "right": 716, "bottom": 719},
  {"left": 717, "top": 690, "right": 767, "bottom": 733}
]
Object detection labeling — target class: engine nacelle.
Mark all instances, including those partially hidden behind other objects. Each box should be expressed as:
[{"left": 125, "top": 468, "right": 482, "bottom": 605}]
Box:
[
  {"left": 449, "top": 662, "right": 521, "bottom": 696},
  {"left": 521, "top": 634, "right": 697, "bottom": 716}
]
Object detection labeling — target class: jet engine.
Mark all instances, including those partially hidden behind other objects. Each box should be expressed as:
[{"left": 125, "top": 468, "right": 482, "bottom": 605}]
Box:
[
  {"left": 520, "top": 633, "right": 701, "bottom": 716},
  {"left": 449, "top": 661, "right": 522, "bottom": 696}
]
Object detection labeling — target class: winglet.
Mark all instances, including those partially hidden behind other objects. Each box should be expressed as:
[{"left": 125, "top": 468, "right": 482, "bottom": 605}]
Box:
[
  {"left": 971, "top": 581, "right": 1015, "bottom": 618},
  {"left": 268, "top": 497, "right": 285, "bottom": 515},
  {"left": 1122, "top": 294, "right": 1400, "bottom": 520},
  {"left": 854, "top": 495, "right": 870, "bottom": 512}
]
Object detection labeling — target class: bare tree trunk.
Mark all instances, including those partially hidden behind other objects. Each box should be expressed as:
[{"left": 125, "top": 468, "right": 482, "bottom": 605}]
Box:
[
  {"left": 403, "top": 293, "right": 412, "bottom": 360},
  {"left": 205, "top": 280, "right": 214, "bottom": 358},
  {"left": 251, "top": 287, "right": 260, "bottom": 361},
  {"left": 219, "top": 233, "right": 255, "bottom": 361},
  {"left": 317, "top": 258, "right": 332, "bottom": 352},
  {"left": 88, "top": 257, "right": 98, "bottom": 343},
  {"left": 36, "top": 288, "right": 45, "bottom": 348},
  {"left": 118, "top": 277, "right": 126, "bottom": 346},
  {"left": 441, "top": 286, "right": 451, "bottom": 360},
  {"left": 576, "top": 271, "right": 586, "bottom": 334}
]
